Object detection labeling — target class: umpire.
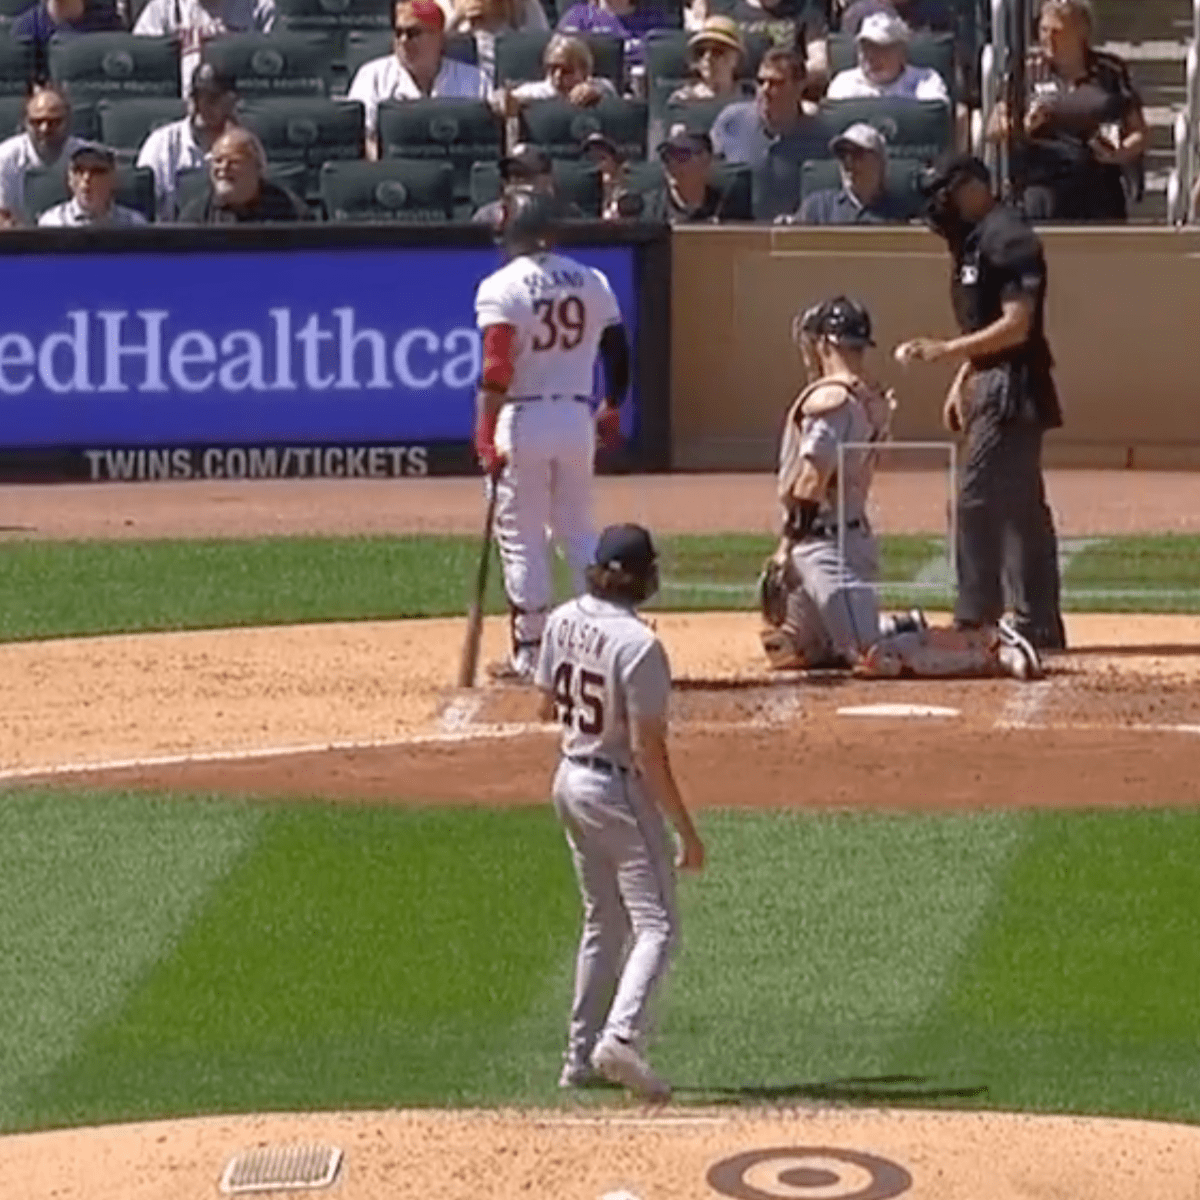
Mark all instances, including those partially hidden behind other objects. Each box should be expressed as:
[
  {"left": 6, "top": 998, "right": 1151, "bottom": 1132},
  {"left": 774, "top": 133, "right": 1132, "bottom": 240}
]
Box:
[{"left": 894, "top": 153, "right": 1066, "bottom": 651}]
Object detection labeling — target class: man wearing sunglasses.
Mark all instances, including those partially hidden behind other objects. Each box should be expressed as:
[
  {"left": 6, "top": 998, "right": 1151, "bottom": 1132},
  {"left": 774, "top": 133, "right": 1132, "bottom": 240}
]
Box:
[{"left": 349, "top": 0, "right": 488, "bottom": 159}]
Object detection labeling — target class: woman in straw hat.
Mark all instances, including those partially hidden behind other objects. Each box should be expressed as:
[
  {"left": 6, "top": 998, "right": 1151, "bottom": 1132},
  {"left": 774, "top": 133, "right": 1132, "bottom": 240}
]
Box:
[{"left": 669, "top": 15, "right": 751, "bottom": 103}]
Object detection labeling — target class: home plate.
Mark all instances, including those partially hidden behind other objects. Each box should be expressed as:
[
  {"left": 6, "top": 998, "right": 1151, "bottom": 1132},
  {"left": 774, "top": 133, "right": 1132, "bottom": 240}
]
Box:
[{"left": 837, "top": 703, "right": 961, "bottom": 719}]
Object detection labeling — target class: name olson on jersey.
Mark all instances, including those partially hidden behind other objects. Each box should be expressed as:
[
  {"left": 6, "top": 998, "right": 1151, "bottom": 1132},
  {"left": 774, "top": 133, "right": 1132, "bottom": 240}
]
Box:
[
  {"left": 554, "top": 618, "right": 609, "bottom": 660},
  {"left": 0, "top": 309, "right": 481, "bottom": 396}
]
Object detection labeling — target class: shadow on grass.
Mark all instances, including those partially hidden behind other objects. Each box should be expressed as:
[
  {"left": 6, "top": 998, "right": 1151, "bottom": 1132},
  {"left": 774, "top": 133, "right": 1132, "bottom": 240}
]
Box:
[{"left": 675, "top": 1074, "right": 988, "bottom": 1106}]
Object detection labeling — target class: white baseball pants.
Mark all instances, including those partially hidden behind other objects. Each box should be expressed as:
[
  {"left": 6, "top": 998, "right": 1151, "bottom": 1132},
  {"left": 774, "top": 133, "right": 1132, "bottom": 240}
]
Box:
[{"left": 493, "top": 397, "right": 598, "bottom": 656}]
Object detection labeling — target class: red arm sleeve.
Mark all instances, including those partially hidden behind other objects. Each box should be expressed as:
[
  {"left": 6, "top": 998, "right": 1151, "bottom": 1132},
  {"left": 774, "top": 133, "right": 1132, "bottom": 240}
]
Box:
[{"left": 481, "top": 323, "right": 517, "bottom": 393}]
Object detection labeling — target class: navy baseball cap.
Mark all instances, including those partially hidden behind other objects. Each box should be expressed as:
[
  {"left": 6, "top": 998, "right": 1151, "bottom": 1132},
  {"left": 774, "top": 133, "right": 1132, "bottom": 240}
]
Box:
[{"left": 594, "top": 524, "right": 656, "bottom": 571}]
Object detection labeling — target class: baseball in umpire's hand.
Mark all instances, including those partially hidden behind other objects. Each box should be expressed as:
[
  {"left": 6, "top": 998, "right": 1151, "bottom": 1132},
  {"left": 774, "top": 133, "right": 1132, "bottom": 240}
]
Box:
[{"left": 894, "top": 338, "right": 950, "bottom": 365}]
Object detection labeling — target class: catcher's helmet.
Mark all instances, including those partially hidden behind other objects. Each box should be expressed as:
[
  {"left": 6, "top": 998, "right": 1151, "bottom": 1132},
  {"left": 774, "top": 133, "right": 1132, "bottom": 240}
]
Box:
[
  {"left": 500, "top": 186, "right": 558, "bottom": 256},
  {"left": 804, "top": 296, "right": 875, "bottom": 348}
]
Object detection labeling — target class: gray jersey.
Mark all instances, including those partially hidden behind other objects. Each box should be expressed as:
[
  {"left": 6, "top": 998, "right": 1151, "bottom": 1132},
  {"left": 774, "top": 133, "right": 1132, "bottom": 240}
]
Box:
[{"left": 535, "top": 594, "right": 670, "bottom": 769}]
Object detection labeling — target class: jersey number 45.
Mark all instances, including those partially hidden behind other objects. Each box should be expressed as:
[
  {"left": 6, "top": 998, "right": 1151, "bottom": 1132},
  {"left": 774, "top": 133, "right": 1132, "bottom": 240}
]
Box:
[{"left": 552, "top": 661, "right": 605, "bottom": 734}]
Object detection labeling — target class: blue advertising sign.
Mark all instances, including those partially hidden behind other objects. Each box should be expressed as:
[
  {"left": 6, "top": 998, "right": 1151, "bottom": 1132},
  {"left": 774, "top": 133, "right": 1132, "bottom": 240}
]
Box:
[{"left": 0, "top": 240, "right": 643, "bottom": 479}]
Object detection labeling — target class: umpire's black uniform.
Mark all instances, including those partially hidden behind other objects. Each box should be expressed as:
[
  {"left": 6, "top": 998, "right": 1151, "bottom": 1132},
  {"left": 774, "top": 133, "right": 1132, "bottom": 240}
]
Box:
[{"left": 947, "top": 187, "right": 1066, "bottom": 648}]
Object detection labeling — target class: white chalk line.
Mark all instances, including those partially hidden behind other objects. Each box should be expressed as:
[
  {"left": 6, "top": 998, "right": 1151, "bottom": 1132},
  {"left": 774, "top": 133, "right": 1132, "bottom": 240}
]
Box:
[
  {"left": 993, "top": 680, "right": 1054, "bottom": 730},
  {"left": 535, "top": 1116, "right": 730, "bottom": 1128}
]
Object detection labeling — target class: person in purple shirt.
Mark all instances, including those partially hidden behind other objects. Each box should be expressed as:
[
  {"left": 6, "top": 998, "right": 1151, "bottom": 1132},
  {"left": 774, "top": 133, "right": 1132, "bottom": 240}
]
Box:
[
  {"left": 12, "top": 0, "right": 124, "bottom": 80},
  {"left": 556, "top": 0, "right": 674, "bottom": 66}
]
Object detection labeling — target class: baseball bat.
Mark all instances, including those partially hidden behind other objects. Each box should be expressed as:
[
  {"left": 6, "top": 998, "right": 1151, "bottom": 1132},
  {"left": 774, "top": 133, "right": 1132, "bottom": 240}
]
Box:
[{"left": 456, "top": 475, "right": 499, "bottom": 689}]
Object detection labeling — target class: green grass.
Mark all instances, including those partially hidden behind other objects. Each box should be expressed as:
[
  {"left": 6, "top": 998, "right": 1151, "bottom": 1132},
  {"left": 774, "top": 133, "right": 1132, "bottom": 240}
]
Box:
[
  {"left": 8, "top": 797, "right": 1200, "bottom": 1130},
  {"left": 4, "top": 531, "right": 1197, "bottom": 642}
]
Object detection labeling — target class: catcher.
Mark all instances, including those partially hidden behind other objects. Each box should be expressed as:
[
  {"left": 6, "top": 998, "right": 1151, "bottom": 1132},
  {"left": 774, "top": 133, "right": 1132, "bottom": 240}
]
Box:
[{"left": 759, "top": 295, "right": 1043, "bottom": 681}]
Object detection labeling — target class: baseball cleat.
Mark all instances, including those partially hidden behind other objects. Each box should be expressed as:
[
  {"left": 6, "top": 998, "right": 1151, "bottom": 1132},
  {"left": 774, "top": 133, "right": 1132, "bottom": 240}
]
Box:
[
  {"left": 996, "top": 619, "right": 1043, "bottom": 681},
  {"left": 558, "top": 1060, "right": 614, "bottom": 1089},
  {"left": 486, "top": 658, "right": 535, "bottom": 685},
  {"left": 590, "top": 1034, "right": 671, "bottom": 1102},
  {"left": 879, "top": 608, "right": 928, "bottom": 638}
]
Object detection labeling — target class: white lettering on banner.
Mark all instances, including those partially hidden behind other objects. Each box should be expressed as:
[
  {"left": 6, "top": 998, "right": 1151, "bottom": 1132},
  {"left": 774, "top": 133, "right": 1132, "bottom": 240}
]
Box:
[
  {"left": 38, "top": 311, "right": 92, "bottom": 394},
  {"left": 0, "top": 333, "right": 35, "bottom": 394},
  {"left": 97, "top": 311, "right": 169, "bottom": 393},
  {"left": 393, "top": 329, "right": 439, "bottom": 389},
  {"left": 168, "top": 331, "right": 218, "bottom": 393},
  {"left": 0, "top": 311, "right": 484, "bottom": 396}
]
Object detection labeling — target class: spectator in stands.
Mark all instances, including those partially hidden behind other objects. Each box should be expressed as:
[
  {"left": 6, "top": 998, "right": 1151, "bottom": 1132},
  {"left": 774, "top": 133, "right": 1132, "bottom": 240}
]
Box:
[
  {"left": 686, "top": 0, "right": 829, "bottom": 92},
  {"left": 11, "top": 0, "right": 123, "bottom": 82},
  {"left": 136, "top": 64, "right": 238, "bottom": 222},
  {"left": 987, "top": 0, "right": 1145, "bottom": 221},
  {"left": 582, "top": 128, "right": 642, "bottom": 218},
  {"left": 826, "top": 11, "right": 948, "bottom": 101},
  {"left": 710, "top": 46, "right": 826, "bottom": 221},
  {"left": 445, "top": 0, "right": 546, "bottom": 32},
  {"left": 837, "top": 0, "right": 955, "bottom": 36},
  {"left": 781, "top": 121, "right": 912, "bottom": 222},
  {"left": 38, "top": 142, "right": 147, "bottom": 226},
  {"left": 555, "top": 0, "right": 674, "bottom": 68},
  {"left": 669, "top": 16, "right": 751, "bottom": 105},
  {"left": 472, "top": 141, "right": 554, "bottom": 224},
  {"left": 179, "top": 126, "right": 309, "bottom": 222},
  {"left": 640, "top": 126, "right": 736, "bottom": 221},
  {"left": 500, "top": 33, "right": 617, "bottom": 115},
  {"left": 133, "top": 0, "right": 276, "bottom": 97},
  {"left": 0, "top": 85, "right": 84, "bottom": 226},
  {"left": 350, "top": 0, "right": 488, "bottom": 160}
]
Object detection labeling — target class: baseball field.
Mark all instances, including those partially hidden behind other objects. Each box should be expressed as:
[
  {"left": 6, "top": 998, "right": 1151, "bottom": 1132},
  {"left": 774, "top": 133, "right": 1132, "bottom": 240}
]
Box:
[{"left": 4, "top": 471, "right": 1200, "bottom": 1200}]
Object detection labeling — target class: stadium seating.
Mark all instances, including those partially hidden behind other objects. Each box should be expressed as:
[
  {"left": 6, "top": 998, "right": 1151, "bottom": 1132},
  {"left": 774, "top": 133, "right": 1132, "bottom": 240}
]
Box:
[
  {"left": 172, "top": 160, "right": 312, "bottom": 215},
  {"left": 98, "top": 97, "right": 187, "bottom": 163},
  {"left": 661, "top": 95, "right": 731, "bottom": 137},
  {"left": 343, "top": 29, "right": 479, "bottom": 81},
  {"left": 799, "top": 154, "right": 927, "bottom": 219},
  {"left": 827, "top": 30, "right": 957, "bottom": 103},
  {"left": 49, "top": 33, "right": 181, "bottom": 102},
  {"left": 0, "top": 95, "right": 100, "bottom": 141},
  {"left": 274, "top": 0, "right": 393, "bottom": 66},
  {"left": 519, "top": 96, "right": 647, "bottom": 160},
  {"left": 619, "top": 156, "right": 752, "bottom": 220},
  {"left": 377, "top": 98, "right": 501, "bottom": 202},
  {"left": 321, "top": 157, "right": 456, "bottom": 220},
  {"left": 494, "top": 30, "right": 624, "bottom": 87},
  {"left": 23, "top": 162, "right": 157, "bottom": 221},
  {"left": 238, "top": 97, "right": 365, "bottom": 195},
  {"left": 469, "top": 157, "right": 601, "bottom": 217},
  {"left": 0, "top": 37, "right": 33, "bottom": 97},
  {"left": 201, "top": 32, "right": 336, "bottom": 98},
  {"left": 819, "top": 97, "right": 952, "bottom": 161},
  {"left": 0, "top": 0, "right": 34, "bottom": 15}
]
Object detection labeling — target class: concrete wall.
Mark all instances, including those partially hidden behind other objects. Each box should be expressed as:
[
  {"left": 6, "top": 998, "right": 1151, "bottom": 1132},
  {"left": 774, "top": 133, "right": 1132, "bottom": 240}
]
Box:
[{"left": 670, "top": 225, "right": 1200, "bottom": 470}]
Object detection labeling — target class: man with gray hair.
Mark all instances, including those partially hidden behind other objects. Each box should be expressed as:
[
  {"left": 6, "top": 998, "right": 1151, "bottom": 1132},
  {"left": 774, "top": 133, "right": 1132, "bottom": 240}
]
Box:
[
  {"left": 501, "top": 33, "right": 616, "bottom": 112},
  {"left": 0, "top": 84, "right": 84, "bottom": 225},
  {"left": 826, "top": 11, "right": 948, "bottom": 101},
  {"left": 178, "top": 127, "right": 308, "bottom": 222},
  {"left": 785, "top": 123, "right": 914, "bottom": 223}
]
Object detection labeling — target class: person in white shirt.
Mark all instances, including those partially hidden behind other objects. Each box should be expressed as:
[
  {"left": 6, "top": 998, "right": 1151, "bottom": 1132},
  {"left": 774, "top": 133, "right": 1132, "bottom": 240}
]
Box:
[
  {"left": 39, "top": 142, "right": 148, "bottom": 226},
  {"left": 136, "top": 63, "right": 239, "bottom": 222},
  {"left": 133, "top": 0, "right": 276, "bottom": 96},
  {"left": 825, "top": 11, "right": 949, "bottom": 103},
  {"left": 348, "top": 0, "right": 489, "bottom": 159},
  {"left": 500, "top": 33, "right": 616, "bottom": 116},
  {"left": 0, "top": 84, "right": 84, "bottom": 225}
]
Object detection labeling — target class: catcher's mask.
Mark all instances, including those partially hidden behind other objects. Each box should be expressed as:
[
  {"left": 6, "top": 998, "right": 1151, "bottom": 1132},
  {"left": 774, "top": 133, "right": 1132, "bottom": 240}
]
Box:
[
  {"left": 586, "top": 522, "right": 659, "bottom": 606},
  {"left": 919, "top": 153, "right": 992, "bottom": 246},
  {"left": 792, "top": 296, "right": 875, "bottom": 351}
]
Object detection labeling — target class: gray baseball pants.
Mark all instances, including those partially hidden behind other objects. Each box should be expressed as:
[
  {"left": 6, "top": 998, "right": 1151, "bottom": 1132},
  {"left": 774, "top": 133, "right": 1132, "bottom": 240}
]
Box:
[
  {"left": 552, "top": 757, "right": 678, "bottom": 1067},
  {"left": 786, "top": 525, "right": 881, "bottom": 664}
]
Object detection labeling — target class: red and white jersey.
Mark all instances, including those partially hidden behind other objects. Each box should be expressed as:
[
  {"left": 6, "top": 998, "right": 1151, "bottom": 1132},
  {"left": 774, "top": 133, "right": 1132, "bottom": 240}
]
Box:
[{"left": 474, "top": 250, "right": 622, "bottom": 399}]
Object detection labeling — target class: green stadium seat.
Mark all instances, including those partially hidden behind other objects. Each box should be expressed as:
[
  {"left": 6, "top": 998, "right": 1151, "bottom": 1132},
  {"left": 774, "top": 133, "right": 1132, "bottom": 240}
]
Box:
[
  {"left": 49, "top": 33, "right": 181, "bottom": 102},
  {"left": 818, "top": 97, "right": 952, "bottom": 161},
  {"left": 201, "top": 32, "right": 336, "bottom": 98},
  {"left": 0, "top": 36, "right": 34, "bottom": 96},
  {"left": 469, "top": 157, "right": 601, "bottom": 217},
  {"left": 618, "top": 156, "right": 751, "bottom": 220},
  {"left": 799, "top": 154, "right": 927, "bottom": 219},
  {"left": 519, "top": 96, "right": 647, "bottom": 160},
  {"left": 0, "top": 94, "right": 21, "bottom": 136},
  {"left": 238, "top": 97, "right": 364, "bottom": 195},
  {"left": 0, "top": 0, "right": 34, "bottom": 14},
  {"left": 661, "top": 95, "right": 731, "bottom": 137},
  {"left": 377, "top": 98, "right": 501, "bottom": 199},
  {"left": 827, "top": 30, "right": 956, "bottom": 102},
  {"left": 494, "top": 30, "right": 624, "bottom": 87},
  {"left": 23, "top": 162, "right": 157, "bottom": 222},
  {"left": 173, "top": 159, "right": 311, "bottom": 215},
  {"left": 344, "top": 29, "right": 478, "bottom": 79},
  {"left": 274, "top": 0, "right": 392, "bottom": 65},
  {"left": 320, "top": 157, "right": 454, "bottom": 220},
  {"left": 98, "top": 97, "right": 187, "bottom": 161}
]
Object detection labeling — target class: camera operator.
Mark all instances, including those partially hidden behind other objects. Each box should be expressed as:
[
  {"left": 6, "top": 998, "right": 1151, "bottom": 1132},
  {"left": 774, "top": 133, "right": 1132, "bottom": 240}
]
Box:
[{"left": 894, "top": 153, "right": 1066, "bottom": 652}]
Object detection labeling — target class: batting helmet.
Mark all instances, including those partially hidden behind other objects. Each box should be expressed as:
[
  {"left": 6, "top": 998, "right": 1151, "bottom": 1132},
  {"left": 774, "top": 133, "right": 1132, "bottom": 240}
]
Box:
[
  {"left": 805, "top": 296, "right": 875, "bottom": 348},
  {"left": 499, "top": 186, "right": 558, "bottom": 257}
]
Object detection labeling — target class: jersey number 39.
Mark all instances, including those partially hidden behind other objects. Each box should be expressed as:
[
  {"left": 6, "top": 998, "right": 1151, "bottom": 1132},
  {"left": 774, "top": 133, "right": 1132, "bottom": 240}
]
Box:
[
  {"left": 532, "top": 297, "right": 587, "bottom": 352},
  {"left": 552, "top": 662, "right": 605, "bottom": 734}
]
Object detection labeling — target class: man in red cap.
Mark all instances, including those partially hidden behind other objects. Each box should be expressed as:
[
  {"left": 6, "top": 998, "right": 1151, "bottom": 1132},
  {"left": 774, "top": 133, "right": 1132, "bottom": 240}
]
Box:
[{"left": 349, "top": 0, "right": 488, "bottom": 159}]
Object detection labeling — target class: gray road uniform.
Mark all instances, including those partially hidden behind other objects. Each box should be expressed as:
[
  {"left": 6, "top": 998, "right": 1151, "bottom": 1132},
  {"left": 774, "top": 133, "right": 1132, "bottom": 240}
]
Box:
[{"left": 535, "top": 594, "right": 678, "bottom": 1073}]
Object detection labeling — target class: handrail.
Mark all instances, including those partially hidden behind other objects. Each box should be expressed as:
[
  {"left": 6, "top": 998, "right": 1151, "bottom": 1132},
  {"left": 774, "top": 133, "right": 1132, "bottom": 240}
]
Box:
[{"left": 1173, "top": 110, "right": 1190, "bottom": 224}]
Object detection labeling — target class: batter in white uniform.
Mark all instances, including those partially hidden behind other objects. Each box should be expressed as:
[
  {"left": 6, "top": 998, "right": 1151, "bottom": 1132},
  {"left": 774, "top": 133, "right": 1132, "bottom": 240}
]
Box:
[
  {"left": 536, "top": 523, "right": 705, "bottom": 1100},
  {"left": 474, "top": 188, "right": 629, "bottom": 682}
]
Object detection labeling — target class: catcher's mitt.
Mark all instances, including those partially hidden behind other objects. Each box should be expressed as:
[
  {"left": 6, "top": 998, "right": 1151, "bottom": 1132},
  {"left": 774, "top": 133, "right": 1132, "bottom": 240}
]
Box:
[{"left": 758, "top": 554, "right": 789, "bottom": 628}]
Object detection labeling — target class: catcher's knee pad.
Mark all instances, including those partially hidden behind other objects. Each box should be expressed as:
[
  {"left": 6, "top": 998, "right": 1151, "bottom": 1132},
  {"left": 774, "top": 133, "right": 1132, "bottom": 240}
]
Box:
[{"left": 760, "top": 625, "right": 808, "bottom": 671}]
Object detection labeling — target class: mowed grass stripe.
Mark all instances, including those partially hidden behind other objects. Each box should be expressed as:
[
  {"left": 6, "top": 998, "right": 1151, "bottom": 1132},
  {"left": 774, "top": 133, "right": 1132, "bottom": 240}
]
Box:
[
  {"left": 0, "top": 792, "right": 264, "bottom": 1129},
  {"left": 898, "top": 810, "right": 1200, "bottom": 1121},
  {"left": 10, "top": 803, "right": 579, "bottom": 1131}
]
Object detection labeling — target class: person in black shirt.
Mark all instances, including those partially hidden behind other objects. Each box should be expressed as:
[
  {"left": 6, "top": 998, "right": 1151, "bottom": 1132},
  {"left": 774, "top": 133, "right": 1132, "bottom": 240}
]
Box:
[
  {"left": 640, "top": 128, "right": 737, "bottom": 222},
  {"left": 179, "top": 128, "right": 310, "bottom": 224},
  {"left": 894, "top": 153, "right": 1066, "bottom": 652}
]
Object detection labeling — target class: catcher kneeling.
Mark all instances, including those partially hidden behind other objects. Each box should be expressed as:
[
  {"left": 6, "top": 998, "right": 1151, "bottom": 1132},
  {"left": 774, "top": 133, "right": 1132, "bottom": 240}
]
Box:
[{"left": 759, "top": 296, "right": 1042, "bottom": 682}]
